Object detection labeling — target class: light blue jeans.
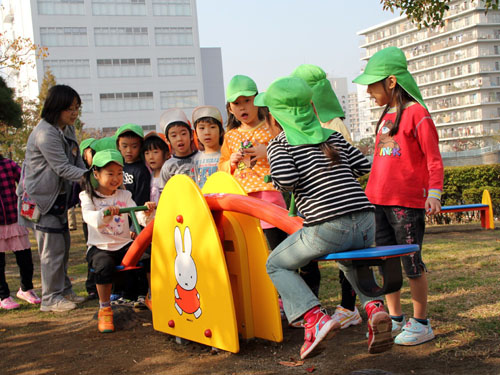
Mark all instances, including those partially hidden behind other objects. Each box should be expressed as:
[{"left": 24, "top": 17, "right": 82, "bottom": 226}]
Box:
[{"left": 266, "top": 210, "right": 377, "bottom": 323}]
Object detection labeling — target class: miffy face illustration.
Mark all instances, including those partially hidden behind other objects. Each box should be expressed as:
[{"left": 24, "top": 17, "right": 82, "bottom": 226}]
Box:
[{"left": 174, "top": 226, "right": 197, "bottom": 291}]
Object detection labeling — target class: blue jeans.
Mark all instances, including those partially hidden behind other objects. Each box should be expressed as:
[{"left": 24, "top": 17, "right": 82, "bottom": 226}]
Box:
[{"left": 266, "top": 210, "right": 376, "bottom": 323}]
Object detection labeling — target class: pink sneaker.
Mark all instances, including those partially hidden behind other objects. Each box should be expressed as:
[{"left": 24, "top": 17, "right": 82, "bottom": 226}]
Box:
[
  {"left": 365, "top": 300, "right": 393, "bottom": 354},
  {"left": 17, "top": 289, "right": 41, "bottom": 304},
  {"left": 0, "top": 296, "right": 20, "bottom": 310},
  {"left": 300, "top": 309, "right": 340, "bottom": 359}
]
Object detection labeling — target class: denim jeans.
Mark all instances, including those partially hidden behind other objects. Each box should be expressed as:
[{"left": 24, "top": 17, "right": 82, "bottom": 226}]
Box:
[{"left": 266, "top": 210, "right": 376, "bottom": 323}]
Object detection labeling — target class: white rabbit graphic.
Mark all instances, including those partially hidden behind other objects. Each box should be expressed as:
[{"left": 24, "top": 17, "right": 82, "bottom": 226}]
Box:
[{"left": 173, "top": 226, "right": 202, "bottom": 319}]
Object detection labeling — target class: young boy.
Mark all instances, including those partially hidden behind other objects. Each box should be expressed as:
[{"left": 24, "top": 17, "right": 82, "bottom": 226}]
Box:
[
  {"left": 143, "top": 131, "right": 170, "bottom": 204},
  {"left": 192, "top": 106, "right": 224, "bottom": 188},
  {"left": 159, "top": 108, "right": 198, "bottom": 189}
]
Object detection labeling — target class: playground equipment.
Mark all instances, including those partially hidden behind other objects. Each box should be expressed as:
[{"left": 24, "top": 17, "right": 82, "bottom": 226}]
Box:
[
  {"left": 440, "top": 190, "right": 495, "bottom": 229},
  {"left": 120, "top": 172, "right": 416, "bottom": 353}
]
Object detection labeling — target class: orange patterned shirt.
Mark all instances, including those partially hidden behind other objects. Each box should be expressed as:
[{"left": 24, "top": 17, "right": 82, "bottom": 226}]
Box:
[{"left": 218, "top": 121, "right": 279, "bottom": 193}]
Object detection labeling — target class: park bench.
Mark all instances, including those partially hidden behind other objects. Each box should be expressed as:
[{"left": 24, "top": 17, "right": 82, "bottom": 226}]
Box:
[{"left": 440, "top": 190, "right": 494, "bottom": 229}]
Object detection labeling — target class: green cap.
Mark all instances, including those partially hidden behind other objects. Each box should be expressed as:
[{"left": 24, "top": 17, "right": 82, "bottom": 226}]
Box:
[
  {"left": 115, "top": 123, "right": 144, "bottom": 139},
  {"left": 79, "top": 138, "right": 96, "bottom": 156},
  {"left": 93, "top": 136, "right": 118, "bottom": 152},
  {"left": 226, "top": 75, "right": 258, "bottom": 103},
  {"left": 254, "top": 76, "right": 334, "bottom": 146},
  {"left": 91, "top": 149, "right": 124, "bottom": 168},
  {"left": 291, "top": 64, "right": 345, "bottom": 122},
  {"left": 353, "top": 46, "right": 427, "bottom": 109}
]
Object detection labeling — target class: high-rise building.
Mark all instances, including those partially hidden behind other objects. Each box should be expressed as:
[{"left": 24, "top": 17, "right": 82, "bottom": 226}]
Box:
[
  {"left": 0, "top": 0, "right": 225, "bottom": 135},
  {"left": 358, "top": 0, "right": 500, "bottom": 165},
  {"left": 347, "top": 92, "right": 360, "bottom": 141}
]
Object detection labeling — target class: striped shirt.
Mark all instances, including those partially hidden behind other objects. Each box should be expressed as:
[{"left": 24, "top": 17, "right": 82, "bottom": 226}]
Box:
[{"left": 267, "top": 132, "right": 373, "bottom": 226}]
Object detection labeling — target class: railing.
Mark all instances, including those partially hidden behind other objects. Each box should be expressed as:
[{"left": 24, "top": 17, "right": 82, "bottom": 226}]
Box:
[{"left": 440, "top": 144, "right": 500, "bottom": 158}]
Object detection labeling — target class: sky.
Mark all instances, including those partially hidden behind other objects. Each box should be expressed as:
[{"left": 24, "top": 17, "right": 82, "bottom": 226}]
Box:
[{"left": 196, "top": 0, "right": 399, "bottom": 93}]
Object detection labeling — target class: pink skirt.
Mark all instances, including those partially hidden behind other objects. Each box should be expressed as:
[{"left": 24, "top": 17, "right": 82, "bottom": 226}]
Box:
[{"left": 0, "top": 223, "right": 31, "bottom": 252}]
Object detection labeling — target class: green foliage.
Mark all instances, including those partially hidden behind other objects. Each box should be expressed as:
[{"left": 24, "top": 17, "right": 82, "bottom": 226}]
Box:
[
  {"left": 462, "top": 186, "right": 500, "bottom": 214},
  {"left": 0, "top": 76, "right": 22, "bottom": 128},
  {"left": 36, "top": 68, "right": 56, "bottom": 115}
]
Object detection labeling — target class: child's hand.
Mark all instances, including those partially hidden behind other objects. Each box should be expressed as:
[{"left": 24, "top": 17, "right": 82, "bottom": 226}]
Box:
[
  {"left": 244, "top": 141, "right": 267, "bottom": 161},
  {"left": 425, "top": 197, "right": 441, "bottom": 215},
  {"left": 144, "top": 201, "right": 157, "bottom": 216},
  {"left": 104, "top": 206, "right": 120, "bottom": 216},
  {"left": 130, "top": 231, "right": 137, "bottom": 240},
  {"left": 229, "top": 151, "right": 244, "bottom": 168}
]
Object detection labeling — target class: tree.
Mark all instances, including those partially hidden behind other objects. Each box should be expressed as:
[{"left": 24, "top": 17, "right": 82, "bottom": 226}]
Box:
[
  {"left": 381, "top": 0, "right": 499, "bottom": 28},
  {"left": 0, "top": 76, "right": 22, "bottom": 128},
  {"left": 0, "top": 31, "right": 48, "bottom": 72},
  {"left": 36, "top": 68, "right": 56, "bottom": 115},
  {"left": 355, "top": 137, "right": 375, "bottom": 156}
]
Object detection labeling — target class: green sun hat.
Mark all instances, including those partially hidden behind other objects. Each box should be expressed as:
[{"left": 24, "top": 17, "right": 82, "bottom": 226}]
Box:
[
  {"left": 254, "top": 76, "right": 334, "bottom": 146},
  {"left": 353, "top": 46, "right": 427, "bottom": 109},
  {"left": 79, "top": 138, "right": 96, "bottom": 156},
  {"left": 93, "top": 136, "right": 118, "bottom": 152},
  {"left": 91, "top": 149, "right": 124, "bottom": 168},
  {"left": 115, "top": 123, "right": 144, "bottom": 139},
  {"left": 226, "top": 75, "right": 258, "bottom": 103},
  {"left": 291, "top": 64, "right": 345, "bottom": 123}
]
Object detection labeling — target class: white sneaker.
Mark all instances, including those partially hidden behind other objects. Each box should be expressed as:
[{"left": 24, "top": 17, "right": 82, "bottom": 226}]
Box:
[
  {"left": 64, "top": 292, "right": 85, "bottom": 304},
  {"left": 391, "top": 316, "right": 407, "bottom": 336},
  {"left": 40, "top": 298, "right": 77, "bottom": 312},
  {"left": 394, "top": 318, "right": 435, "bottom": 346},
  {"left": 331, "top": 305, "right": 362, "bottom": 329}
]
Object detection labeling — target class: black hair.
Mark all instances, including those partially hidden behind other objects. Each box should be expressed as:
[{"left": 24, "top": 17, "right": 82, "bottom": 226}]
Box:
[
  {"left": 41, "top": 85, "right": 81, "bottom": 126},
  {"left": 225, "top": 94, "right": 270, "bottom": 131},
  {"left": 165, "top": 121, "right": 192, "bottom": 142},
  {"left": 80, "top": 168, "right": 101, "bottom": 202},
  {"left": 194, "top": 116, "right": 225, "bottom": 146},
  {"left": 116, "top": 131, "right": 143, "bottom": 143},
  {"left": 142, "top": 136, "right": 170, "bottom": 156},
  {"left": 82, "top": 148, "right": 96, "bottom": 169},
  {"left": 319, "top": 142, "right": 342, "bottom": 167},
  {"left": 375, "top": 79, "right": 413, "bottom": 136}
]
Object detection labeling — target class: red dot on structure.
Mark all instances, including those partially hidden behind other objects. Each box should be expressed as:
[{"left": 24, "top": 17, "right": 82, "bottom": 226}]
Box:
[
  {"left": 204, "top": 329, "right": 212, "bottom": 338},
  {"left": 168, "top": 320, "right": 175, "bottom": 328},
  {"left": 176, "top": 215, "right": 183, "bottom": 223}
]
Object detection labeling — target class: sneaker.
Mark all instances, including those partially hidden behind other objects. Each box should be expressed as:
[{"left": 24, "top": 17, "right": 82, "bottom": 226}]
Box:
[
  {"left": 278, "top": 298, "right": 286, "bottom": 320},
  {"left": 331, "top": 305, "right": 362, "bottom": 329},
  {"left": 289, "top": 319, "right": 305, "bottom": 329},
  {"left": 394, "top": 318, "right": 435, "bottom": 346},
  {"left": 64, "top": 292, "right": 85, "bottom": 304},
  {"left": 40, "top": 298, "right": 77, "bottom": 312},
  {"left": 111, "top": 297, "right": 134, "bottom": 306},
  {"left": 300, "top": 310, "right": 340, "bottom": 359},
  {"left": 365, "top": 300, "right": 393, "bottom": 354},
  {"left": 391, "top": 316, "right": 407, "bottom": 336},
  {"left": 134, "top": 295, "right": 147, "bottom": 309},
  {"left": 16, "top": 289, "right": 41, "bottom": 304},
  {"left": 110, "top": 293, "right": 121, "bottom": 302},
  {"left": 98, "top": 307, "right": 114, "bottom": 333},
  {"left": 0, "top": 296, "right": 20, "bottom": 310}
]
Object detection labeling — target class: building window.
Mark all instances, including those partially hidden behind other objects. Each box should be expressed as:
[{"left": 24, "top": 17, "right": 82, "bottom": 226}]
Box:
[
  {"left": 94, "top": 27, "right": 149, "bottom": 46},
  {"left": 92, "top": 0, "right": 146, "bottom": 16},
  {"left": 155, "top": 27, "right": 193, "bottom": 46},
  {"left": 142, "top": 125, "right": 156, "bottom": 131},
  {"left": 38, "top": 0, "right": 85, "bottom": 15},
  {"left": 40, "top": 27, "right": 88, "bottom": 47},
  {"left": 97, "top": 58, "right": 152, "bottom": 77},
  {"left": 152, "top": 0, "right": 191, "bottom": 16},
  {"left": 44, "top": 59, "right": 90, "bottom": 79},
  {"left": 160, "top": 90, "right": 198, "bottom": 109},
  {"left": 496, "top": 62, "right": 500, "bottom": 71},
  {"left": 100, "top": 92, "right": 154, "bottom": 112},
  {"left": 80, "top": 94, "right": 93, "bottom": 113},
  {"left": 157, "top": 57, "right": 195, "bottom": 76}
]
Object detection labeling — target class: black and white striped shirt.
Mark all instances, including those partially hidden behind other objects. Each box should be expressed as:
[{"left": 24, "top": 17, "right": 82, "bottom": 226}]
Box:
[{"left": 267, "top": 131, "right": 373, "bottom": 226}]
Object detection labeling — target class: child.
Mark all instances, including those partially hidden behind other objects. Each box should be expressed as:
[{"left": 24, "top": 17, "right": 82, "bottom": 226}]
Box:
[
  {"left": 80, "top": 149, "right": 155, "bottom": 332},
  {"left": 218, "top": 75, "right": 287, "bottom": 251},
  {"left": 159, "top": 108, "right": 198, "bottom": 188},
  {"left": 0, "top": 154, "right": 41, "bottom": 309},
  {"left": 353, "top": 46, "right": 443, "bottom": 346},
  {"left": 80, "top": 138, "right": 96, "bottom": 169},
  {"left": 259, "top": 76, "right": 393, "bottom": 359},
  {"left": 143, "top": 132, "right": 170, "bottom": 204},
  {"left": 192, "top": 105, "right": 224, "bottom": 188}
]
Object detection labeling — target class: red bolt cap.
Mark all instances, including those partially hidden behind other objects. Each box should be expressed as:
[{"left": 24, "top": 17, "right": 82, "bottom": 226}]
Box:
[
  {"left": 176, "top": 215, "right": 183, "bottom": 223},
  {"left": 204, "top": 329, "right": 212, "bottom": 338},
  {"left": 168, "top": 320, "right": 175, "bottom": 328}
]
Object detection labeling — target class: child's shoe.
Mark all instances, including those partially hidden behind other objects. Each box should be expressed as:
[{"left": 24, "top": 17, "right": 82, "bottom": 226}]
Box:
[
  {"left": 0, "top": 296, "right": 20, "bottom": 310},
  {"left": 391, "top": 315, "right": 407, "bottom": 336},
  {"left": 331, "top": 305, "right": 362, "bottom": 329},
  {"left": 278, "top": 298, "right": 286, "bottom": 320},
  {"left": 64, "top": 291, "right": 85, "bottom": 304},
  {"left": 98, "top": 307, "right": 114, "bottom": 333},
  {"left": 365, "top": 300, "right": 393, "bottom": 354},
  {"left": 300, "top": 309, "right": 340, "bottom": 359},
  {"left": 394, "top": 318, "right": 435, "bottom": 346},
  {"left": 16, "top": 288, "right": 41, "bottom": 304}
]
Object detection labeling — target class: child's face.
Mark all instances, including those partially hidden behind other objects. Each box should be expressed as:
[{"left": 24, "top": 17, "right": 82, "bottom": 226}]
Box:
[
  {"left": 167, "top": 125, "right": 193, "bottom": 157},
  {"left": 144, "top": 147, "right": 167, "bottom": 172},
  {"left": 83, "top": 148, "right": 93, "bottom": 167},
  {"left": 367, "top": 76, "right": 397, "bottom": 107},
  {"left": 94, "top": 162, "right": 123, "bottom": 196},
  {"left": 195, "top": 121, "right": 221, "bottom": 152},
  {"left": 117, "top": 135, "right": 142, "bottom": 163},
  {"left": 229, "top": 96, "right": 259, "bottom": 126}
]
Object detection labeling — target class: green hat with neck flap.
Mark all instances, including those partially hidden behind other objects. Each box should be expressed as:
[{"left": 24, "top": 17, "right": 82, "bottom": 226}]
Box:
[
  {"left": 291, "top": 64, "right": 345, "bottom": 122},
  {"left": 254, "top": 76, "right": 334, "bottom": 146},
  {"left": 353, "top": 46, "right": 427, "bottom": 109}
]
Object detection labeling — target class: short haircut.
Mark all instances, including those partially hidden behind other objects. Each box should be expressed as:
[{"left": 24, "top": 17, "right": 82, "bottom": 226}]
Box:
[
  {"left": 41, "top": 85, "right": 81, "bottom": 126},
  {"left": 116, "top": 131, "right": 143, "bottom": 145},
  {"left": 143, "top": 135, "right": 169, "bottom": 155},
  {"left": 194, "top": 116, "right": 224, "bottom": 146},
  {"left": 165, "top": 121, "right": 192, "bottom": 141}
]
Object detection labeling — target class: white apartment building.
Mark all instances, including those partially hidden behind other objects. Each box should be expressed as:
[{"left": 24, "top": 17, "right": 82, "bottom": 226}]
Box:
[
  {"left": 358, "top": 0, "right": 500, "bottom": 165},
  {"left": 0, "top": 0, "right": 225, "bottom": 135},
  {"left": 347, "top": 92, "right": 360, "bottom": 141}
]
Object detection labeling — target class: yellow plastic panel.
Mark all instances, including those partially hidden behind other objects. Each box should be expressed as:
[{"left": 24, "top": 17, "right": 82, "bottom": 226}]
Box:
[
  {"left": 152, "top": 174, "right": 239, "bottom": 353},
  {"left": 482, "top": 189, "right": 495, "bottom": 229}
]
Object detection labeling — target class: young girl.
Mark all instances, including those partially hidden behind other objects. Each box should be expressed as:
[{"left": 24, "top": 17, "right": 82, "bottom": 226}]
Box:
[
  {"left": 143, "top": 132, "right": 170, "bottom": 204},
  {"left": 259, "top": 76, "right": 394, "bottom": 359},
  {"left": 353, "top": 46, "right": 443, "bottom": 346},
  {"left": 0, "top": 154, "right": 40, "bottom": 309},
  {"left": 80, "top": 149, "right": 155, "bottom": 332}
]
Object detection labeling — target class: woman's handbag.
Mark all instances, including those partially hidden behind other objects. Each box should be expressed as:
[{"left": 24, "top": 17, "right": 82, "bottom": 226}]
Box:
[{"left": 20, "top": 190, "right": 41, "bottom": 223}]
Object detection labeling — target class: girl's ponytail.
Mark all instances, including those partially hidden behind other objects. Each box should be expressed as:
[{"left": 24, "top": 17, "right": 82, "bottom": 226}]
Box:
[
  {"left": 375, "top": 80, "right": 413, "bottom": 136},
  {"left": 80, "top": 169, "right": 99, "bottom": 202},
  {"left": 319, "top": 142, "right": 341, "bottom": 167}
]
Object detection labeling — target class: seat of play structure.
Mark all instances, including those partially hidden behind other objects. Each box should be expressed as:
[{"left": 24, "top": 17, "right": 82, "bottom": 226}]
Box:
[{"left": 119, "top": 172, "right": 415, "bottom": 354}]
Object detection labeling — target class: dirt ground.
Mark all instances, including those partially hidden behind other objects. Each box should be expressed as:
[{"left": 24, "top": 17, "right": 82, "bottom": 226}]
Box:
[{"left": 1, "top": 224, "right": 499, "bottom": 375}]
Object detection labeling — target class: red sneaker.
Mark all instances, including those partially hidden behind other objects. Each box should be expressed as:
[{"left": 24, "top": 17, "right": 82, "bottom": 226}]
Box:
[
  {"left": 300, "top": 309, "right": 340, "bottom": 359},
  {"left": 365, "top": 300, "right": 393, "bottom": 354}
]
